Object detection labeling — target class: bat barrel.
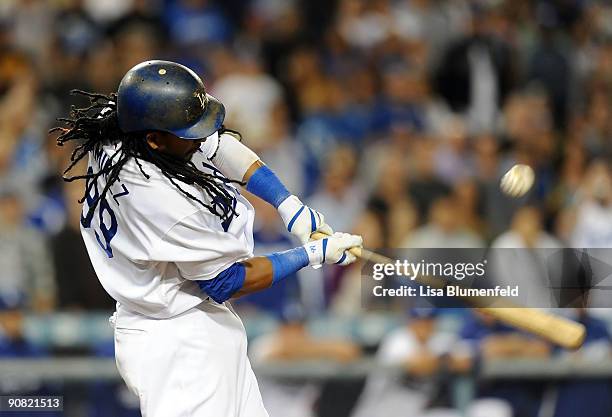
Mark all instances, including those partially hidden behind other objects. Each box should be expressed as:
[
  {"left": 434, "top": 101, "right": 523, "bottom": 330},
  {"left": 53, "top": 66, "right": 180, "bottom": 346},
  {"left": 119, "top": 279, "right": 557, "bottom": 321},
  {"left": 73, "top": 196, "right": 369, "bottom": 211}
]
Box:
[{"left": 309, "top": 231, "right": 587, "bottom": 349}]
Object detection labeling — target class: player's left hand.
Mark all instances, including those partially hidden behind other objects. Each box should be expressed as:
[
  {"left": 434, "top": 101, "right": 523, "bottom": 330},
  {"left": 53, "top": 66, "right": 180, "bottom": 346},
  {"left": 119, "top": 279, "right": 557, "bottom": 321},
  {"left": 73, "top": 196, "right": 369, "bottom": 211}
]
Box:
[{"left": 278, "top": 195, "right": 333, "bottom": 244}]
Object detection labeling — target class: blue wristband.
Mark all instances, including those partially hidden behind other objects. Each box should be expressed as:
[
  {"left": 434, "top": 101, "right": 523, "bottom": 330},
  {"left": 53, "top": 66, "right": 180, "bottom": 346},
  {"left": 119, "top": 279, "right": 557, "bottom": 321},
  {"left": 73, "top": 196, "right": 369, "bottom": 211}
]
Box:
[
  {"left": 246, "top": 165, "right": 291, "bottom": 208},
  {"left": 266, "top": 247, "right": 310, "bottom": 284}
]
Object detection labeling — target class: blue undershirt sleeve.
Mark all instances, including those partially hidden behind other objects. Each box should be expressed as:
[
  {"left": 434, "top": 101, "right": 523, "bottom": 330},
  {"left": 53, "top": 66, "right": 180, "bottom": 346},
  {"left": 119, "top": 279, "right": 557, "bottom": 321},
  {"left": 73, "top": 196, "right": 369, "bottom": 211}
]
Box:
[
  {"left": 246, "top": 165, "right": 291, "bottom": 208},
  {"left": 197, "top": 263, "right": 246, "bottom": 304}
]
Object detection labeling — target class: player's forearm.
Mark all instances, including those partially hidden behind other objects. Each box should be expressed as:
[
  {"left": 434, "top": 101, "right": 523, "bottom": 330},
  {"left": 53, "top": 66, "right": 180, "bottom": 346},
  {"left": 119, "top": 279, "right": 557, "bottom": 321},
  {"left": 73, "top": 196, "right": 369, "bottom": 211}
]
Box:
[
  {"left": 198, "top": 247, "right": 309, "bottom": 303},
  {"left": 233, "top": 248, "right": 309, "bottom": 297},
  {"left": 197, "top": 235, "right": 360, "bottom": 303},
  {"left": 233, "top": 256, "right": 274, "bottom": 297}
]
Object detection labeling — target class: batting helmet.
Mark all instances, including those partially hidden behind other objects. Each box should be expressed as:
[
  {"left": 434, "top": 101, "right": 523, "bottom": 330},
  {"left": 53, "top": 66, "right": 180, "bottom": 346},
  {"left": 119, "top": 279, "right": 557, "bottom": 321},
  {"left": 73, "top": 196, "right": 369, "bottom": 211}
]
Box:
[{"left": 116, "top": 60, "right": 225, "bottom": 140}]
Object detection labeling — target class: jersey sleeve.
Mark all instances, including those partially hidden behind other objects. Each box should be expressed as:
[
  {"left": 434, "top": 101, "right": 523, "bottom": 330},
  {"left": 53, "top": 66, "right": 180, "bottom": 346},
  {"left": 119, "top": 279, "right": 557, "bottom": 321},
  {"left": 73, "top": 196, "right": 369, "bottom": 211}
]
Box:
[
  {"left": 196, "top": 131, "right": 220, "bottom": 161},
  {"left": 149, "top": 209, "right": 251, "bottom": 281}
]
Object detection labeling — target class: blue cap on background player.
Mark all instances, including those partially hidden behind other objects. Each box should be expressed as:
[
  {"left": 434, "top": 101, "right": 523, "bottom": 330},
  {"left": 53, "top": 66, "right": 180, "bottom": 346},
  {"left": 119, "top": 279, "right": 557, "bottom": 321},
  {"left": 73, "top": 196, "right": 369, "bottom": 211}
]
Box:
[
  {"left": 116, "top": 60, "right": 225, "bottom": 140},
  {"left": 408, "top": 307, "right": 439, "bottom": 319}
]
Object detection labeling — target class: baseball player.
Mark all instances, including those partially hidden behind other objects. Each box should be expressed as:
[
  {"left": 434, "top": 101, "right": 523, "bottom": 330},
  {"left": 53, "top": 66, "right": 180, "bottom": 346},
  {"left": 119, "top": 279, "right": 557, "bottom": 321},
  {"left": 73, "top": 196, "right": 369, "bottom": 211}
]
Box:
[{"left": 53, "top": 60, "right": 362, "bottom": 417}]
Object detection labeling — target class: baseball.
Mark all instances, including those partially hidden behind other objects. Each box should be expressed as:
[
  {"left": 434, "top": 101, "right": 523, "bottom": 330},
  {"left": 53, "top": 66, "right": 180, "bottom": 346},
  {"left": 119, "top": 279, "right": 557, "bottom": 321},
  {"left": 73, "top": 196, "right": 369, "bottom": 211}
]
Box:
[{"left": 500, "top": 164, "right": 534, "bottom": 197}]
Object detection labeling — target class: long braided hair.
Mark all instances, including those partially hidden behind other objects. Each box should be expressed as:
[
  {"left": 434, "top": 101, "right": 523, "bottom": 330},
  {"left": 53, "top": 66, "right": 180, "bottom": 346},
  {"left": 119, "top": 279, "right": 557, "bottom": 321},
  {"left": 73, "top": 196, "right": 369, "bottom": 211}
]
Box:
[{"left": 51, "top": 90, "right": 241, "bottom": 224}]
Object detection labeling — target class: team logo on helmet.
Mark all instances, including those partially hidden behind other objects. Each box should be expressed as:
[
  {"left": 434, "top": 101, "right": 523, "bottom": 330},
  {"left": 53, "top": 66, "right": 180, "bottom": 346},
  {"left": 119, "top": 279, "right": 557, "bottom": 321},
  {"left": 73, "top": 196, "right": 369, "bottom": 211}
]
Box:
[{"left": 195, "top": 91, "right": 208, "bottom": 110}]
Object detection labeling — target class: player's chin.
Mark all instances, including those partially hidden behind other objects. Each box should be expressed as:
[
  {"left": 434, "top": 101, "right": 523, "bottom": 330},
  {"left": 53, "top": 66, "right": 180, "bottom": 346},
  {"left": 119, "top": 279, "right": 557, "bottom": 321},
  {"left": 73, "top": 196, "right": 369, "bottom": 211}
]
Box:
[{"left": 183, "top": 149, "right": 198, "bottom": 161}]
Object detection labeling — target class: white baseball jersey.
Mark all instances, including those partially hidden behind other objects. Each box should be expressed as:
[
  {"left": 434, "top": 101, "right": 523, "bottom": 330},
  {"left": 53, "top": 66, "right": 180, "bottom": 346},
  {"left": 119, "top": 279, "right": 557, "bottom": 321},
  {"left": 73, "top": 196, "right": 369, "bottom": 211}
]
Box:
[{"left": 80, "top": 133, "right": 255, "bottom": 318}]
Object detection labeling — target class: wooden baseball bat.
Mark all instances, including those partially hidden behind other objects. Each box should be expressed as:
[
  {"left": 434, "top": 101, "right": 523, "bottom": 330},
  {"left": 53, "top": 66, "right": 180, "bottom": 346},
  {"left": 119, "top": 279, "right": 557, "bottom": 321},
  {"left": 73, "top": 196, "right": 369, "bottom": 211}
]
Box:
[{"left": 311, "top": 232, "right": 586, "bottom": 349}]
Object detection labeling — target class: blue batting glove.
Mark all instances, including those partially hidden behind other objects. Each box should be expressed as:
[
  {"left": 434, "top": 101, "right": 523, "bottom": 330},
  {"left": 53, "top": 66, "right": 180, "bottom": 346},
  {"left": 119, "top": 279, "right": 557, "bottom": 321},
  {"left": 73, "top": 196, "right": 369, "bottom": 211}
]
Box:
[{"left": 278, "top": 195, "right": 334, "bottom": 244}]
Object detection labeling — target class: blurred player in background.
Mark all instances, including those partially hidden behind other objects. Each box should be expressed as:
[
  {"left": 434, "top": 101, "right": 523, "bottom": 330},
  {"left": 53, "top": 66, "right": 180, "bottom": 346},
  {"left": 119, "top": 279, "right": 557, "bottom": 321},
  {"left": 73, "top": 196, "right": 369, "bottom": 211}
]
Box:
[
  {"left": 353, "top": 308, "right": 513, "bottom": 417},
  {"left": 53, "top": 60, "right": 362, "bottom": 417}
]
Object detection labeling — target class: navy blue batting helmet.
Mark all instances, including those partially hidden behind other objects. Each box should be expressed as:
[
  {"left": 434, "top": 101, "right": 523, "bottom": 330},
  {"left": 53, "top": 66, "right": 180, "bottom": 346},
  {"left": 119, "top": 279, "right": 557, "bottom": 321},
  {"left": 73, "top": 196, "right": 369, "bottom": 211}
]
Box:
[{"left": 117, "top": 60, "right": 225, "bottom": 140}]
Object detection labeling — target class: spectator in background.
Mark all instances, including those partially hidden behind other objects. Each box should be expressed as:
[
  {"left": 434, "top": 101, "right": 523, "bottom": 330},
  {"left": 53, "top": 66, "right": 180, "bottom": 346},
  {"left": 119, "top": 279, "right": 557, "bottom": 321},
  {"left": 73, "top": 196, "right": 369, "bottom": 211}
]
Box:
[
  {"left": 407, "top": 139, "right": 451, "bottom": 218},
  {"left": 391, "top": 0, "right": 469, "bottom": 65},
  {"left": 106, "top": 0, "right": 165, "bottom": 39},
  {"left": 581, "top": 89, "right": 612, "bottom": 159},
  {"left": 493, "top": 206, "right": 561, "bottom": 249},
  {"left": 359, "top": 121, "right": 414, "bottom": 197},
  {"left": 547, "top": 142, "right": 586, "bottom": 217},
  {"left": 81, "top": 39, "right": 119, "bottom": 95},
  {"left": 551, "top": 308, "right": 612, "bottom": 417},
  {"left": 434, "top": 3, "right": 514, "bottom": 134},
  {"left": 0, "top": 295, "right": 62, "bottom": 417},
  {"left": 297, "top": 77, "right": 369, "bottom": 186},
  {"left": 252, "top": 0, "right": 305, "bottom": 84},
  {"left": 53, "top": 0, "right": 101, "bottom": 57},
  {"left": 353, "top": 308, "right": 509, "bottom": 417},
  {"left": 50, "top": 180, "right": 114, "bottom": 311},
  {"left": 0, "top": 186, "right": 55, "bottom": 312},
  {"left": 165, "top": 0, "right": 231, "bottom": 46},
  {"left": 284, "top": 46, "right": 327, "bottom": 122},
  {"left": 336, "top": 0, "right": 393, "bottom": 51},
  {"left": 527, "top": 3, "right": 573, "bottom": 130},
  {"left": 433, "top": 118, "right": 474, "bottom": 186},
  {"left": 461, "top": 311, "right": 550, "bottom": 360},
  {"left": 452, "top": 180, "right": 485, "bottom": 238},
  {"left": 402, "top": 196, "right": 484, "bottom": 248},
  {"left": 472, "top": 132, "right": 530, "bottom": 238},
  {"left": 490, "top": 206, "right": 562, "bottom": 308},
  {"left": 460, "top": 311, "right": 551, "bottom": 417},
  {"left": 307, "top": 145, "right": 365, "bottom": 234},
  {"left": 213, "top": 50, "right": 284, "bottom": 150},
  {"left": 111, "top": 22, "right": 162, "bottom": 79},
  {"left": 501, "top": 89, "right": 555, "bottom": 176},
  {"left": 559, "top": 160, "right": 612, "bottom": 309},
  {"left": 563, "top": 160, "right": 612, "bottom": 248},
  {"left": 473, "top": 133, "right": 500, "bottom": 184},
  {"left": 366, "top": 149, "right": 420, "bottom": 248},
  {"left": 352, "top": 308, "right": 456, "bottom": 417},
  {"left": 250, "top": 102, "right": 305, "bottom": 197},
  {"left": 0, "top": 295, "right": 45, "bottom": 358},
  {"left": 337, "top": 66, "right": 381, "bottom": 141},
  {"left": 289, "top": 51, "right": 369, "bottom": 192},
  {"left": 81, "top": 0, "right": 135, "bottom": 25},
  {"left": 0, "top": 53, "right": 62, "bottom": 236},
  {"left": 250, "top": 306, "right": 361, "bottom": 417},
  {"left": 332, "top": 204, "right": 387, "bottom": 315},
  {"left": 0, "top": 52, "right": 48, "bottom": 193},
  {"left": 4, "top": 0, "right": 55, "bottom": 65},
  {"left": 376, "top": 63, "right": 430, "bottom": 133},
  {"left": 358, "top": 133, "right": 421, "bottom": 248}
]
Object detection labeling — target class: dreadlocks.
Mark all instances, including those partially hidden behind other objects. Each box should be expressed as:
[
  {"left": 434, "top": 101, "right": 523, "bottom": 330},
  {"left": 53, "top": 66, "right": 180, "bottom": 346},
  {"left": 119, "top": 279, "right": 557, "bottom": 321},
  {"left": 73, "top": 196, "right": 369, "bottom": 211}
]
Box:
[{"left": 51, "top": 90, "right": 241, "bottom": 224}]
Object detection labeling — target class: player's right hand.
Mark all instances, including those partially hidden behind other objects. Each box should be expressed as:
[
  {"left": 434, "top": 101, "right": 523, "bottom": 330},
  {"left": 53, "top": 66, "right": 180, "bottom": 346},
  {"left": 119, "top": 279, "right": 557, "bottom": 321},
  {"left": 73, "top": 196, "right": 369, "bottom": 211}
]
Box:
[
  {"left": 303, "top": 232, "right": 363, "bottom": 266},
  {"left": 278, "top": 195, "right": 334, "bottom": 244}
]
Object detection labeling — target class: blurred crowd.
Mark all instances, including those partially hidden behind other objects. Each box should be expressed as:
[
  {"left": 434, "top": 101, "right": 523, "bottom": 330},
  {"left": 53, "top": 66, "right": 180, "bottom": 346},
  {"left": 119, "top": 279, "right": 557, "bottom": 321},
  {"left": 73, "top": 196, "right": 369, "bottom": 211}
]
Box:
[{"left": 1, "top": 0, "right": 612, "bottom": 416}]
